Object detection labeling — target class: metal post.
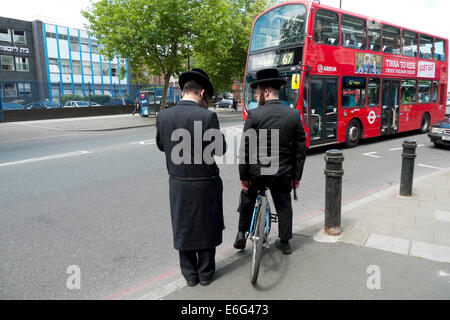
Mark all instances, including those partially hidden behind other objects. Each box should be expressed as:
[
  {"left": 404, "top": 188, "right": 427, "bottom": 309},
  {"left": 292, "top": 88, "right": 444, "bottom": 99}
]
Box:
[
  {"left": 400, "top": 139, "right": 417, "bottom": 197},
  {"left": 324, "top": 150, "right": 344, "bottom": 236},
  {"left": 58, "top": 81, "right": 62, "bottom": 107}
]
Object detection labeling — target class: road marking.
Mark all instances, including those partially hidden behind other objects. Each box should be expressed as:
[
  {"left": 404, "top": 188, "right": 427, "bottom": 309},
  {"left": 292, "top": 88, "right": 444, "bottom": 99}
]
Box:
[
  {"left": 365, "top": 234, "right": 410, "bottom": 255},
  {"left": 410, "top": 241, "right": 450, "bottom": 263},
  {"left": 435, "top": 210, "right": 450, "bottom": 223},
  {"left": 362, "top": 152, "right": 381, "bottom": 158},
  {"left": 0, "top": 151, "right": 93, "bottom": 167},
  {"left": 417, "top": 164, "right": 444, "bottom": 171},
  {"left": 390, "top": 144, "right": 424, "bottom": 151},
  {"left": 131, "top": 139, "right": 156, "bottom": 145}
]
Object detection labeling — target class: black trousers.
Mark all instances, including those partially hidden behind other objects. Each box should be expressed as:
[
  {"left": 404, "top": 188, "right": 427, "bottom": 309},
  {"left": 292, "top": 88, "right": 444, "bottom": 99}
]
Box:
[
  {"left": 179, "top": 248, "right": 216, "bottom": 282},
  {"left": 238, "top": 175, "right": 293, "bottom": 242}
]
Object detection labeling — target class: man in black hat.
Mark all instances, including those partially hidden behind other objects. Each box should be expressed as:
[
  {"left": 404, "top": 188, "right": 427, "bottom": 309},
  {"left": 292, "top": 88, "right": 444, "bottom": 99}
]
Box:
[
  {"left": 234, "top": 68, "right": 306, "bottom": 255},
  {"left": 156, "top": 68, "right": 227, "bottom": 287}
]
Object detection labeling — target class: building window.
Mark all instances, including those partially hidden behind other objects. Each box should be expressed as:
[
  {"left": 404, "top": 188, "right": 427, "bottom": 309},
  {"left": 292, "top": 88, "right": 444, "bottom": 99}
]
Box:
[
  {"left": 92, "top": 62, "right": 101, "bottom": 76},
  {"left": 110, "top": 64, "right": 118, "bottom": 77},
  {"left": 72, "top": 61, "right": 81, "bottom": 74},
  {"left": 49, "top": 58, "right": 60, "bottom": 73},
  {"left": 102, "top": 62, "right": 110, "bottom": 76},
  {"left": 402, "top": 30, "right": 418, "bottom": 58},
  {"left": 15, "top": 57, "right": 29, "bottom": 72},
  {"left": 3, "top": 83, "right": 17, "bottom": 97},
  {"left": 382, "top": 25, "right": 401, "bottom": 55},
  {"left": 13, "top": 30, "right": 26, "bottom": 44},
  {"left": 58, "top": 34, "right": 68, "bottom": 41},
  {"left": 18, "top": 83, "right": 31, "bottom": 97},
  {"left": 342, "top": 77, "right": 366, "bottom": 107},
  {"left": 46, "top": 32, "right": 56, "bottom": 39},
  {"left": 70, "top": 41, "right": 80, "bottom": 51},
  {"left": 60, "top": 59, "right": 71, "bottom": 74},
  {"left": 401, "top": 79, "right": 417, "bottom": 104},
  {"left": 341, "top": 14, "right": 366, "bottom": 50},
  {"left": 368, "top": 21, "right": 381, "bottom": 52},
  {"left": 418, "top": 80, "right": 432, "bottom": 103},
  {"left": 0, "top": 28, "right": 11, "bottom": 42},
  {"left": 83, "top": 64, "right": 92, "bottom": 76},
  {"left": 314, "top": 9, "right": 340, "bottom": 46},
  {"left": 1, "top": 55, "right": 15, "bottom": 71},
  {"left": 432, "top": 81, "right": 439, "bottom": 103},
  {"left": 434, "top": 38, "right": 446, "bottom": 61},
  {"left": 419, "top": 35, "right": 434, "bottom": 60},
  {"left": 368, "top": 78, "right": 380, "bottom": 106}
]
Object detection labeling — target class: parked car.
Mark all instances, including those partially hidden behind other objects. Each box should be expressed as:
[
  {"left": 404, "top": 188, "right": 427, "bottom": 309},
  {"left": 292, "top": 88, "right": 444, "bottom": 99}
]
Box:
[
  {"left": 63, "top": 101, "right": 97, "bottom": 108},
  {"left": 428, "top": 117, "right": 450, "bottom": 148},
  {"left": 90, "top": 102, "right": 101, "bottom": 107},
  {"left": 1, "top": 102, "right": 25, "bottom": 110},
  {"left": 214, "top": 98, "right": 234, "bottom": 109},
  {"left": 103, "top": 97, "right": 134, "bottom": 106},
  {"left": 26, "top": 101, "right": 60, "bottom": 109}
]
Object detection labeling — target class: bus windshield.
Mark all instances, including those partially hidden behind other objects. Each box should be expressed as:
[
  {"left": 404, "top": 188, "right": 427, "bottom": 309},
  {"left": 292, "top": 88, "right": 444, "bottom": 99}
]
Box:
[{"left": 250, "top": 4, "right": 307, "bottom": 52}]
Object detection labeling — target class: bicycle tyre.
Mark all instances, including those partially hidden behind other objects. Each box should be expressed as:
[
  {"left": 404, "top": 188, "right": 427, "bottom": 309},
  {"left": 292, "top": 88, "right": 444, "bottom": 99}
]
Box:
[{"left": 251, "top": 196, "right": 268, "bottom": 285}]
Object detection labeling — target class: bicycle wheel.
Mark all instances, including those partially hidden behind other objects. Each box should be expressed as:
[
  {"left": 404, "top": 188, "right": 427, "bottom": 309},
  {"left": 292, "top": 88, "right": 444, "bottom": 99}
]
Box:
[{"left": 251, "top": 196, "right": 268, "bottom": 285}]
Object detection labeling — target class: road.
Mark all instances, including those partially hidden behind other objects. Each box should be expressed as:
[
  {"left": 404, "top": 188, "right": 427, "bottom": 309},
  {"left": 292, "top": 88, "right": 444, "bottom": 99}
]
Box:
[{"left": 1, "top": 115, "right": 449, "bottom": 299}]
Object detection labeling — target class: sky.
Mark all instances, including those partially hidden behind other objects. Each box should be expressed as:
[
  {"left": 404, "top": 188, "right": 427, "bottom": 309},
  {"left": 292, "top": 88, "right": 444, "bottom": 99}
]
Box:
[{"left": 1, "top": 0, "right": 449, "bottom": 84}]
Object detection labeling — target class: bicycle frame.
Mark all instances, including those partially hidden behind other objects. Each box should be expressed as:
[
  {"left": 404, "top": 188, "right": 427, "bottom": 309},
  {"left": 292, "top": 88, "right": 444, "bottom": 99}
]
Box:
[{"left": 248, "top": 190, "right": 272, "bottom": 241}]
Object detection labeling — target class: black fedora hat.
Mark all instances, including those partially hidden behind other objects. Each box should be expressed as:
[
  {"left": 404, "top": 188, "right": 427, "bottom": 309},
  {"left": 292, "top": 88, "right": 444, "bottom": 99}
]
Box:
[
  {"left": 179, "top": 68, "right": 214, "bottom": 98},
  {"left": 250, "top": 68, "right": 286, "bottom": 89}
]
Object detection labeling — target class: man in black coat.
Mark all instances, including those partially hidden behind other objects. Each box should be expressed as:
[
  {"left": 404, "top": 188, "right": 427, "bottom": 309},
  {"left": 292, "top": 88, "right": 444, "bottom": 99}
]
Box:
[
  {"left": 156, "top": 68, "right": 226, "bottom": 287},
  {"left": 234, "top": 68, "right": 306, "bottom": 255}
]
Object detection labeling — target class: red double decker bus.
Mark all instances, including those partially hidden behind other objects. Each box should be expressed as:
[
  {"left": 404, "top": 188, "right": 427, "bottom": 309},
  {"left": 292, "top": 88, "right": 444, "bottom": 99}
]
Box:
[{"left": 243, "top": 0, "right": 448, "bottom": 147}]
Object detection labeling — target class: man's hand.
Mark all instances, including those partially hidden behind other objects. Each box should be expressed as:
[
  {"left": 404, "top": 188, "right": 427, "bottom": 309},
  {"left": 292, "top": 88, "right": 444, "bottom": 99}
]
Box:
[
  {"left": 291, "top": 180, "right": 300, "bottom": 189},
  {"left": 241, "top": 180, "right": 250, "bottom": 191}
]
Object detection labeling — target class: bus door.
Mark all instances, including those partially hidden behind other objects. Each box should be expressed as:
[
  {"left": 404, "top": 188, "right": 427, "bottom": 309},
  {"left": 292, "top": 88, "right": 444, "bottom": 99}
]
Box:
[
  {"left": 381, "top": 79, "right": 400, "bottom": 135},
  {"left": 309, "top": 77, "right": 338, "bottom": 145}
]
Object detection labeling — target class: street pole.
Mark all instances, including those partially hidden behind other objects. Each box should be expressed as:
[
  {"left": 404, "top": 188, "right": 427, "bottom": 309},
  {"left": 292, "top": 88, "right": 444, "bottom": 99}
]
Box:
[
  {"left": 400, "top": 139, "right": 417, "bottom": 197},
  {"left": 340, "top": 0, "right": 342, "bottom": 9},
  {"left": 324, "top": 150, "right": 344, "bottom": 236},
  {"left": 88, "top": 82, "right": 92, "bottom": 107},
  {"left": 58, "top": 81, "right": 62, "bottom": 107}
]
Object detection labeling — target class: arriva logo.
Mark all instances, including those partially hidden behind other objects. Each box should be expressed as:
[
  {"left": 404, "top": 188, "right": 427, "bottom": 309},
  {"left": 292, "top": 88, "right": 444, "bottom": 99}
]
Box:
[{"left": 317, "top": 64, "right": 337, "bottom": 73}]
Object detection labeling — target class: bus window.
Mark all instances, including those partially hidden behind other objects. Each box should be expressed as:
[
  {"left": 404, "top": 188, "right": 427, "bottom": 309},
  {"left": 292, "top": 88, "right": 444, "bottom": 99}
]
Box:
[
  {"left": 368, "top": 21, "right": 381, "bottom": 52},
  {"left": 341, "top": 14, "right": 367, "bottom": 50},
  {"left": 314, "top": 9, "right": 339, "bottom": 46},
  {"left": 401, "top": 80, "right": 417, "bottom": 104},
  {"left": 382, "top": 25, "right": 401, "bottom": 55},
  {"left": 419, "top": 35, "right": 434, "bottom": 60},
  {"left": 342, "top": 77, "right": 366, "bottom": 107},
  {"left": 418, "top": 80, "right": 432, "bottom": 103},
  {"left": 402, "top": 30, "right": 418, "bottom": 58},
  {"left": 434, "top": 38, "right": 446, "bottom": 61},
  {"left": 432, "top": 81, "right": 439, "bottom": 103},
  {"left": 368, "top": 78, "right": 380, "bottom": 106}
]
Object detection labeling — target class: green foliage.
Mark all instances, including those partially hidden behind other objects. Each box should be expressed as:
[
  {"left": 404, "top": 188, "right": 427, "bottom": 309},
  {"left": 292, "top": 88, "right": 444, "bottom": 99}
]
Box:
[
  {"left": 90, "top": 94, "right": 112, "bottom": 105},
  {"left": 82, "top": 0, "right": 277, "bottom": 104}
]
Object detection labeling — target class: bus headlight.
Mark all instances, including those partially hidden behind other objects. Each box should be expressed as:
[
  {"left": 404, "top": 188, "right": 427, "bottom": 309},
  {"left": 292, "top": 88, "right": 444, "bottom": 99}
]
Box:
[{"left": 431, "top": 127, "right": 444, "bottom": 134}]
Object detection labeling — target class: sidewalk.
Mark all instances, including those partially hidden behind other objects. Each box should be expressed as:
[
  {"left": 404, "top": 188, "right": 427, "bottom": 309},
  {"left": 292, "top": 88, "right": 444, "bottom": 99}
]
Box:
[
  {"left": 161, "top": 168, "right": 450, "bottom": 300},
  {"left": 0, "top": 107, "right": 243, "bottom": 132}
]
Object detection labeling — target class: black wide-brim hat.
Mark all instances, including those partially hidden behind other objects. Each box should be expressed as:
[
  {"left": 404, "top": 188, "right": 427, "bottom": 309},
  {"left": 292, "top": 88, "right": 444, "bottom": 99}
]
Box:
[
  {"left": 179, "top": 68, "right": 214, "bottom": 98},
  {"left": 250, "top": 68, "right": 286, "bottom": 89}
]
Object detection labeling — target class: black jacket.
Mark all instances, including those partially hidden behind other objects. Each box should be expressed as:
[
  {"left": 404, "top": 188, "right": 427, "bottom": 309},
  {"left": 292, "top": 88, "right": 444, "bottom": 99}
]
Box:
[
  {"left": 156, "top": 100, "right": 227, "bottom": 250},
  {"left": 239, "top": 100, "right": 306, "bottom": 182}
]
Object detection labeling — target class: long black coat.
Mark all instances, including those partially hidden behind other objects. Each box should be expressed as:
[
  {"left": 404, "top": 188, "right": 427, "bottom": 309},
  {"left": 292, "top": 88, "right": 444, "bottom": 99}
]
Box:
[
  {"left": 239, "top": 99, "right": 307, "bottom": 181},
  {"left": 156, "top": 100, "right": 227, "bottom": 251}
]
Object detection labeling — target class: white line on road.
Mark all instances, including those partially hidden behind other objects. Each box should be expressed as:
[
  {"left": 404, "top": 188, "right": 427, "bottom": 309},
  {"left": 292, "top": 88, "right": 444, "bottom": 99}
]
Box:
[
  {"left": 130, "top": 139, "right": 156, "bottom": 145},
  {"left": 390, "top": 144, "right": 425, "bottom": 151},
  {"left": 417, "top": 164, "right": 444, "bottom": 170},
  {"left": 362, "top": 152, "right": 381, "bottom": 158},
  {"left": 0, "top": 151, "right": 93, "bottom": 167}
]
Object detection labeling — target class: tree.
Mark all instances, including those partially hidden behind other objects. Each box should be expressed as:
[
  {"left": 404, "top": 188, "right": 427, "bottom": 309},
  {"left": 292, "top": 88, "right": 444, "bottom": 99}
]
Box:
[
  {"left": 83, "top": 0, "right": 276, "bottom": 106},
  {"left": 193, "top": 0, "right": 276, "bottom": 93}
]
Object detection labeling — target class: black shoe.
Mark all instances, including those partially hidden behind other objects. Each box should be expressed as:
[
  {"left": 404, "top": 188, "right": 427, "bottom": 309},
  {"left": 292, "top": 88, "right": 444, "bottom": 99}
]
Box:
[
  {"left": 233, "top": 231, "right": 246, "bottom": 250},
  {"left": 200, "top": 279, "right": 211, "bottom": 286},
  {"left": 275, "top": 239, "right": 292, "bottom": 255},
  {"left": 186, "top": 279, "right": 199, "bottom": 287}
]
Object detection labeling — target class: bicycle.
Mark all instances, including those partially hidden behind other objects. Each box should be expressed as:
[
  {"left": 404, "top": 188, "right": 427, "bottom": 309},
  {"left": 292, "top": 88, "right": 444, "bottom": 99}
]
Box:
[{"left": 247, "top": 187, "right": 278, "bottom": 284}]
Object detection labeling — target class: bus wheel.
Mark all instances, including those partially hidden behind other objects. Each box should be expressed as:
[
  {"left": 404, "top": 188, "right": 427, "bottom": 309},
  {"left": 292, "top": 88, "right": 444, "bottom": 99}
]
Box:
[
  {"left": 345, "top": 120, "right": 361, "bottom": 148},
  {"left": 419, "top": 113, "right": 431, "bottom": 133}
]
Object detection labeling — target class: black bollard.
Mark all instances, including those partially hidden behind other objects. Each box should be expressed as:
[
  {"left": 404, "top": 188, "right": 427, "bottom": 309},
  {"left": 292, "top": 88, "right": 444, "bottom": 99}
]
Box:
[
  {"left": 400, "top": 139, "right": 417, "bottom": 197},
  {"left": 324, "top": 150, "right": 344, "bottom": 236}
]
